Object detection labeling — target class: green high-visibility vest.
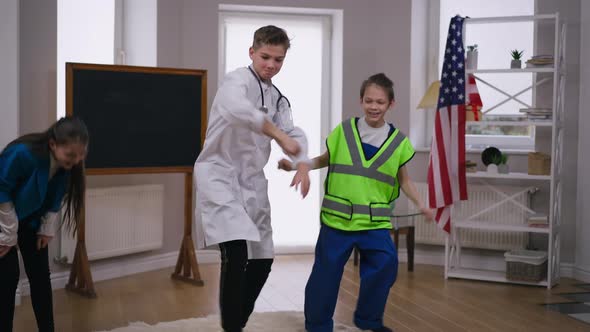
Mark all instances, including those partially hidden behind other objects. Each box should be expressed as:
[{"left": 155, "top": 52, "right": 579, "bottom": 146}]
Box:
[{"left": 321, "top": 118, "right": 415, "bottom": 231}]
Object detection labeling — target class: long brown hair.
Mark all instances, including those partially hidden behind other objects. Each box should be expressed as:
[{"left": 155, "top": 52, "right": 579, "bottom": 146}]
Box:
[{"left": 3, "top": 117, "right": 89, "bottom": 235}]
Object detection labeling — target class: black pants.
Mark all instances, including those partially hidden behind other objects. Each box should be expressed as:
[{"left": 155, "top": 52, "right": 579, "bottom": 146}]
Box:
[
  {"left": 0, "top": 226, "right": 54, "bottom": 332},
  {"left": 219, "top": 240, "right": 273, "bottom": 332}
]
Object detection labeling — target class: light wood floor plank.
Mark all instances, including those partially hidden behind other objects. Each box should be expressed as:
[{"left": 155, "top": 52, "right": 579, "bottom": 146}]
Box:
[{"left": 13, "top": 255, "right": 590, "bottom": 331}]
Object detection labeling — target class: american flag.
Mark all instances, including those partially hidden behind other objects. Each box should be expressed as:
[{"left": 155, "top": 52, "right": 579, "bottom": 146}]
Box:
[
  {"left": 466, "top": 74, "right": 483, "bottom": 120},
  {"left": 427, "top": 15, "right": 468, "bottom": 233}
]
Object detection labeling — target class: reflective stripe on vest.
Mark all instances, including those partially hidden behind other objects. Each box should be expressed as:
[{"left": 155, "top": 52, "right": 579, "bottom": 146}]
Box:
[{"left": 322, "top": 196, "right": 392, "bottom": 220}]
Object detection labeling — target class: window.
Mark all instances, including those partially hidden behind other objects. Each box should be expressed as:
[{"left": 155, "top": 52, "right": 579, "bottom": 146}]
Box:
[
  {"left": 220, "top": 6, "right": 340, "bottom": 252},
  {"left": 57, "top": 0, "right": 116, "bottom": 119},
  {"left": 435, "top": 0, "right": 536, "bottom": 150},
  {"left": 57, "top": 0, "right": 157, "bottom": 119}
]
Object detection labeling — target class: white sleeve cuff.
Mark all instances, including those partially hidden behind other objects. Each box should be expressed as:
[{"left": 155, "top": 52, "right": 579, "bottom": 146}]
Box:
[
  {"left": 252, "top": 111, "right": 271, "bottom": 133},
  {"left": 292, "top": 158, "right": 312, "bottom": 169},
  {"left": 0, "top": 203, "right": 18, "bottom": 246},
  {"left": 37, "top": 212, "right": 58, "bottom": 237}
]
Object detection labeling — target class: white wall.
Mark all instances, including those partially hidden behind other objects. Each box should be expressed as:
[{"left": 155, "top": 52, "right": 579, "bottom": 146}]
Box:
[
  {"left": 20, "top": 0, "right": 57, "bottom": 135},
  {"left": 575, "top": 1, "right": 590, "bottom": 281},
  {"left": 536, "top": 0, "right": 581, "bottom": 268},
  {"left": 122, "top": 0, "right": 157, "bottom": 66},
  {"left": 57, "top": 0, "right": 116, "bottom": 119},
  {"left": 0, "top": 0, "right": 19, "bottom": 149},
  {"left": 409, "top": 0, "right": 429, "bottom": 149}
]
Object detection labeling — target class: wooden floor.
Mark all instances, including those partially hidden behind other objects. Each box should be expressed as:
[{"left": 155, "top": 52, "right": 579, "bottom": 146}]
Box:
[{"left": 14, "top": 254, "right": 590, "bottom": 331}]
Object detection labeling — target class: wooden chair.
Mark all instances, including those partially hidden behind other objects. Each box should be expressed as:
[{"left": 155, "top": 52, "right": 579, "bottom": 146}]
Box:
[{"left": 353, "top": 213, "right": 419, "bottom": 271}]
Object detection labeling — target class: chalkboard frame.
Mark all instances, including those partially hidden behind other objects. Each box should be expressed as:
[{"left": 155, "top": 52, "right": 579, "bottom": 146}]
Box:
[{"left": 66, "top": 62, "right": 208, "bottom": 176}]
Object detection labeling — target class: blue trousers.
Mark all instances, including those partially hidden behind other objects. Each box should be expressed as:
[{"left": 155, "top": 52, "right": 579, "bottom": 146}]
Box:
[{"left": 304, "top": 224, "right": 398, "bottom": 332}]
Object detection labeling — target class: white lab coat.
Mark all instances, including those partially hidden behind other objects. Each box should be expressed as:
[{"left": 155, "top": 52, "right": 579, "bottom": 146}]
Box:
[{"left": 194, "top": 66, "right": 308, "bottom": 259}]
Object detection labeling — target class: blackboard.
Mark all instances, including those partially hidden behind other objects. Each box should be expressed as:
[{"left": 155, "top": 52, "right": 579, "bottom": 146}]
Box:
[{"left": 66, "top": 63, "right": 207, "bottom": 174}]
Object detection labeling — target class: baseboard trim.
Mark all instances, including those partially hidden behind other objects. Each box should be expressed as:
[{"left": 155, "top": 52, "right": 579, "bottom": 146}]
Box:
[
  {"left": 560, "top": 262, "right": 574, "bottom": 278},
  {"left": 573, "top": 265, "right": 590, "bottom": 283},
  {"left": 15, "top": 247, "right": 581, "bottom": 303},
  {"left": 18, "top": 250, "right": 221, "bottom": 298}
]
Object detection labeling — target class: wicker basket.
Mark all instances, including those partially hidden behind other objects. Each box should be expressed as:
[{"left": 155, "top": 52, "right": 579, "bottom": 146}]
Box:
[
  {"left": 505, "top": 250, "right": 547, "bottom": 282},
  {"left": 528, "top": 152, "right": 551, "bottom": 175}
]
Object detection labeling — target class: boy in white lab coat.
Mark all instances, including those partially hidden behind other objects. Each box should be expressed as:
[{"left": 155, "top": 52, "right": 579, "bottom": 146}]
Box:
[{"left": 194, "top": 25, "right": 311, "bottom": 332}]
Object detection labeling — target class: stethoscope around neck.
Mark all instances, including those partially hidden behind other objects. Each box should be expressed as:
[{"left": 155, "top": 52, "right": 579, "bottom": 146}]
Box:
[{"left": 247, "top": 66, "right": 291, "bottom": 113}]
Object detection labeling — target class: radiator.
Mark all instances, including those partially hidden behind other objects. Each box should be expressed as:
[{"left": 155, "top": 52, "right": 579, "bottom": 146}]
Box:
[
  {"left": 410, "top": 183, "right": 528, "bottom": 250},
  {"left": 59, "top": 184, "right": 164, "bottom": 263}
]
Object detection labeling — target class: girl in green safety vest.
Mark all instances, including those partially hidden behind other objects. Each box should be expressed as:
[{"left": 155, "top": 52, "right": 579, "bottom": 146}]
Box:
[{"left": 279, "top": 73, "right": 433, "bottom": 332}]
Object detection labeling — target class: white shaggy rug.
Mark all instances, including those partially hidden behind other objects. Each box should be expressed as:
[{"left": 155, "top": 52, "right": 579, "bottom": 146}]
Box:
[{"left": 96, "top": 311, "right": 363, "bottom": 332}]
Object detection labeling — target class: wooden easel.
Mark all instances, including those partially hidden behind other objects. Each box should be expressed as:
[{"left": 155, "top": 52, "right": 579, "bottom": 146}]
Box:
[
  {"left": 66, "top": 170, "right": 205, "bottom": 297},
  {"left": 65, "top": 63, "right": 208, "bottom": 297},
  {"left": 171, "top": 172, "right": 204, "bottom": 285},
  {"left": 65, "top": 204, "right": 96, "bottom": 298}
]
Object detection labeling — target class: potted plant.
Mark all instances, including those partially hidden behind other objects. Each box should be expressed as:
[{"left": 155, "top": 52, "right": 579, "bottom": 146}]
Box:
[
  {"left": 498, "top": 153, "right": 509, "bottom": 174},
  {"left": 511, "top": 49, "right": 524, "bottom": 69},
  {"left": 482, "top": 146, "right": 502, "bottom": 173},
  {"left": 466, "top": 44, "right": 478, "bottom": 70}
]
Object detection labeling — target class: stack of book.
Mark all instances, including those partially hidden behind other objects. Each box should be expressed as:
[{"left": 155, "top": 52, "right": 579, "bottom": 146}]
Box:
[
  {"left": 527, "top": 212, "right": 549, "bottom": 228},
  {"left": 519, "top": 108, "right": 552, "bottom": 120},
  {"left": 526, "top": 55, "right": 554, "bottom": 67}
]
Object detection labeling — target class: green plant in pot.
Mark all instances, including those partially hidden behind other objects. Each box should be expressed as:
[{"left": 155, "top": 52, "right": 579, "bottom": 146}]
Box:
[
  {"left": 497, "top": 153, "right": 509, "bottom": 174},
  {"left": 511, "top": 49, "right": 524, "bottom": 69},
  {"left": 482, "top": 147, "right": 502, "bottom": 173},
  {"left": 466, "top": 44, "right": 478, "bottom": 70}
]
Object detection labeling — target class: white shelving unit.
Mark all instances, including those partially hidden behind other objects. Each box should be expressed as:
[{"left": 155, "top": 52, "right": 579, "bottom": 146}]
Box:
[
  {"left": 467, "top": 120, "right": 553, "bottom": 127},
  {"left": 444, "top": 14, "right": 565, "bottom": 288},
  {"left": 466, "top": 171, "right": 551, "bottom": 180},
  {"left": 466, "top": 68, "right": 556, "bottom": 74}
]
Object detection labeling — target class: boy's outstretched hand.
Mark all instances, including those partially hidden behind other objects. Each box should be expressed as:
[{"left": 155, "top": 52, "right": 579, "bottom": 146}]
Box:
[
  {"left": 277, "top": 158, "right": 294, "bottom": 171},
  {"left": 420, "top": 206, "right": 435, "bottom": 222},
  {"left": 262, "top": 120, "right": 301, "bottom": 157},
  {"left": 277, "top": 135, "right": 301, "bottom": 157},
  {"left": 291, "top": 163, "right": 310, "bottom": 198},
  {"left": 0, "top": 245, "right": 11, "bottom": 258}
]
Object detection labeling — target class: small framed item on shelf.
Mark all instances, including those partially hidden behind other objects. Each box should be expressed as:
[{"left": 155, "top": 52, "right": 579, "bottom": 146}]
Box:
[
  {"left": 519, "top": 108, "right": 552, "bottom": 121},
  {"left": 466, "top": 105, "right": 483, "bottom": 121},
  {"left": 527, "top": 212, "right": 549, "bottom": 228},
  {"left": 465, "top": 160, "right": 478, "bottom": 173},
  {"left": 528, "top": 152, "right": 551, "bottom": 175},
  {"left": 525, "top": 54, "right": 554, "bottom": 68}
]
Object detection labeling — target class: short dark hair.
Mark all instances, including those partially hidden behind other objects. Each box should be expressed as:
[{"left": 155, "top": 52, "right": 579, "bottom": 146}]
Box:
[
  {"left": 360, "top": 73, "right": 395, "bottom": 102},
  {"left": 252, "top": 25, "right": 291, "bottom": 50}
]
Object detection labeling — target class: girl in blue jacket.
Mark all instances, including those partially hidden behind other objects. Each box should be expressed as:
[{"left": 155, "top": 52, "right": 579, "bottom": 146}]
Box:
[{"left": 0, "top": 117, "right": 88, "bottom": 332}]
